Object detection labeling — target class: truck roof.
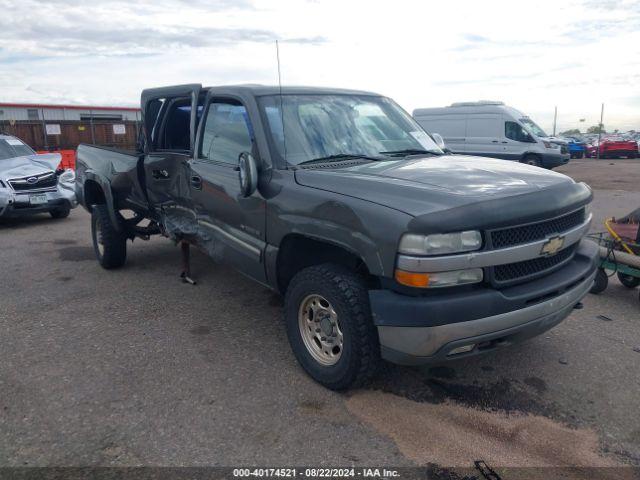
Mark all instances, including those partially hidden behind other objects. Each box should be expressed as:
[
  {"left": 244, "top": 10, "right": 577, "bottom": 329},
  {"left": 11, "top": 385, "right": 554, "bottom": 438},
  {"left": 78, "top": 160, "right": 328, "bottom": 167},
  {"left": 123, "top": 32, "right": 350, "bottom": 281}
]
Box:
[{"left": 203, "top": 84, "right": 380, "bottom": 97}]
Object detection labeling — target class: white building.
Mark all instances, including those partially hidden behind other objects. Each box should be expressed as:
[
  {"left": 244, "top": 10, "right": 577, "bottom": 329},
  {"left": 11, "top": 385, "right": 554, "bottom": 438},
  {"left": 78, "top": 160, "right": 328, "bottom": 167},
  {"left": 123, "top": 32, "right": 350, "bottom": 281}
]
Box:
[{"left": 0, "top": 102, "right": 140, "bottom": 122}]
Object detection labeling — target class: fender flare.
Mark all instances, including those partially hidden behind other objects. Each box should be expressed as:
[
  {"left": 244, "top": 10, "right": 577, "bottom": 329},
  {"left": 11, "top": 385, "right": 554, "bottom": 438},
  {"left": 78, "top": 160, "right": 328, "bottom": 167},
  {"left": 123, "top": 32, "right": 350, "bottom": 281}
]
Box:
[{"left": 83, "top": 171, "right": 122, "bottom": 232}]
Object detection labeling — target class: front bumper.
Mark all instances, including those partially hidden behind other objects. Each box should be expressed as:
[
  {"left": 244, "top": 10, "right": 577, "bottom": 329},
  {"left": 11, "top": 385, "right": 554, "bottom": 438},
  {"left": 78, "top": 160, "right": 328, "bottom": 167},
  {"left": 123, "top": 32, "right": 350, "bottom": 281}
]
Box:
[
  {"left": 0, "top": 183, "right": 77, "bottom": 218},
  {"left": 370, "top": 240, "right": 598, "bottom": 365}
]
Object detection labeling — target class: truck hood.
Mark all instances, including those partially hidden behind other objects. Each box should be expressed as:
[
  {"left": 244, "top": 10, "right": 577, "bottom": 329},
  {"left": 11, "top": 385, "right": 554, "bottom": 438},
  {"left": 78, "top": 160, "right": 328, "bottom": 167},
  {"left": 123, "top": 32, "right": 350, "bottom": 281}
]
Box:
[
  {"left": 295, "top": 155, "right": 574, "bottom": 216},
  {"left": 0, "top": 153, "right": 61, "bottom": 182}
]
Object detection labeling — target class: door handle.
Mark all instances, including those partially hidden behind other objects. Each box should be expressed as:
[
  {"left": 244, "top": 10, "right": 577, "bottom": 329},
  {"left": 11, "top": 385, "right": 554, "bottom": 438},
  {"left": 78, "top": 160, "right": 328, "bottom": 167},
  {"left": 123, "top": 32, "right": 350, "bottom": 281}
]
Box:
[
  {"left": 491, "top": 140, "right": 499, "bottom": 143},
  {"left": 152, "top": 169, "right": 170, "bottom": 180},
  {"left": 501, "top": 141, "right": 508, "bottom": 144},
  {"left": 191, "top": 175, "right": 202, "bottom": 190}
]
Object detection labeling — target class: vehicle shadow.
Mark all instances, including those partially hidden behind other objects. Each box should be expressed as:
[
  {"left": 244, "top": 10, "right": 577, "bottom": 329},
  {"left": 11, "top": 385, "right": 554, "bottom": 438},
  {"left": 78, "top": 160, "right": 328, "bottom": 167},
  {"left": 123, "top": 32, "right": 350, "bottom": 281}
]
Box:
[{"left": 0, "top": 212, "right": 71, "bottom": 230}]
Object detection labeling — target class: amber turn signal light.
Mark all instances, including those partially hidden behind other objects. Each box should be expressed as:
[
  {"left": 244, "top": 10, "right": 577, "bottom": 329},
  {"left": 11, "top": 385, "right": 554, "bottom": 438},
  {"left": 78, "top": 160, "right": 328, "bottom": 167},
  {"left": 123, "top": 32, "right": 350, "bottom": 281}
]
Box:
[{"left": 395, "top": 269, "right": 430, "bottom": 288}]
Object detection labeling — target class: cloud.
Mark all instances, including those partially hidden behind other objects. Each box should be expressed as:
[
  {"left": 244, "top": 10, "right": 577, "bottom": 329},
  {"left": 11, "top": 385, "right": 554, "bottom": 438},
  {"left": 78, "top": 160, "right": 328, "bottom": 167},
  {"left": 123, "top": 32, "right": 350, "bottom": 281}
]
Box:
[
  {"left": 0, "top": 0, "right": 638, "bottom": 131},
  {"left": 0, "top": 0, "right": 325, "bottom": 59}
]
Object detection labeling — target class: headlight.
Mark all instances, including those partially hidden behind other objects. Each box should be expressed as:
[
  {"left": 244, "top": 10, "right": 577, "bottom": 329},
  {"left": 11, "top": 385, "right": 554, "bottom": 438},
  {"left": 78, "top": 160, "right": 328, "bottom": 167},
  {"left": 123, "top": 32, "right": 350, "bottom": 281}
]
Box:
[
  {"left": 395, "top": 268, "right": 483, "bottom": 288},
  {"left": 543, "top": 141, "right": 559, "bottom": 149},
  {"left": 58, "top": 169, "right": 75, "bottom": 184},
  {"left": 398, "top": 231, "right": 482, "bottom": 255}
]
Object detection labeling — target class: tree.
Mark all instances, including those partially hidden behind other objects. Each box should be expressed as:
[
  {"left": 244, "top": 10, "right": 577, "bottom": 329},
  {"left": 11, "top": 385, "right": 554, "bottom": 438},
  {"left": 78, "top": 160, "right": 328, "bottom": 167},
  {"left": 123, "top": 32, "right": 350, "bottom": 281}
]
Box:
[
  {"left": 560, "top": 129, "right": 581, "bottom": 136},
  {"left": 586, "top": 124, "right": 606, "bottom": 134}
]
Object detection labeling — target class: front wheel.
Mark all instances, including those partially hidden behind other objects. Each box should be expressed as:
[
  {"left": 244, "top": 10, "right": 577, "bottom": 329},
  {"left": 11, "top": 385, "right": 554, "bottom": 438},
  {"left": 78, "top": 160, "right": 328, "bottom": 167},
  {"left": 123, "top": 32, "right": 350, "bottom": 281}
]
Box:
[
  {"left": 521, "top": 154, "right": 542, "bottom": 167},
  {"left": 617, "top": 272, "right": 640, "bottom": 289},
  {"left": 590, "top": 268, "right": 608, "bottom": 294},
  {"left": 49, "top": 206, "right": 70, "bottom": 219},
  {"left": 91, "top": 204, "right": 127, "bottom": 269},
  {"left": 284, "top": 264, "right": 380, "bottom": 390}
]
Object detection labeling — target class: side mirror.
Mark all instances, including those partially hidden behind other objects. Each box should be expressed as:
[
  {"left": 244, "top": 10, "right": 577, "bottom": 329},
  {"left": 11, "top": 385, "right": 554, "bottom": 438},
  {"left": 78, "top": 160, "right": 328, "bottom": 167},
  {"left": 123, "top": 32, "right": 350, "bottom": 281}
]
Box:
[
  {"left": 238, "top": 152, "right": 258, "bottom": 197},
  {"left": 431, "top": 133, "right": 446, "bottom": 150}
]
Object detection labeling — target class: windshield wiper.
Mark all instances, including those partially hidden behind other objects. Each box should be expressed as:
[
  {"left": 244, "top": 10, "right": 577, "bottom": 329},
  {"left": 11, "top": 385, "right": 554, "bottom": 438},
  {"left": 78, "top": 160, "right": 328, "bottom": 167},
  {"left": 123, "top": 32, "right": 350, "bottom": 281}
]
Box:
[
  {"left": 297, "top": 153, "right": 384, "bottom": 165},
  {"left": 379, "top": 149, "right": 441, "bottom": 157}
]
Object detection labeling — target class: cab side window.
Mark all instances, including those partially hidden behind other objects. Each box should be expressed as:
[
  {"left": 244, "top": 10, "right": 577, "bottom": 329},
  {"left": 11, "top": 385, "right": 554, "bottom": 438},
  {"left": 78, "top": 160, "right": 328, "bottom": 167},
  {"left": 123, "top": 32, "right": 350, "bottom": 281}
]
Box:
[
  {"left": 505, "top": 121, "right": 532, "bottom": 142},
  {"left": 200, "top": 101, "right": 253, "bottom": 164}
]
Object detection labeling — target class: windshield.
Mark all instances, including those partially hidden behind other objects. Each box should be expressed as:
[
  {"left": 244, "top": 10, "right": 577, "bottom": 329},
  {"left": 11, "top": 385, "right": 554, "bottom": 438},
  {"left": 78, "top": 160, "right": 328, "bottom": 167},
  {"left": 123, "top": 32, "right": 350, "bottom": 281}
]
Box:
[
  {"left": 519, "top": 117, "right": 548, "bottom": 138},
  {"left": 258, "top": 94, "right": 443, "bottom": 165},
  {"left": 0, "top": 138, "right": 35, "bottom": 160}
]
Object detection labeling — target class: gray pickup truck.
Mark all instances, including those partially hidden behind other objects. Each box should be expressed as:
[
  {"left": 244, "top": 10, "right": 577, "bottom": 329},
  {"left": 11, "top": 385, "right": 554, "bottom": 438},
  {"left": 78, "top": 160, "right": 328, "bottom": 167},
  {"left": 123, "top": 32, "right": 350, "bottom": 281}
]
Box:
[{"left": 75, "top": 84, "right": 598, "bottom": 390}]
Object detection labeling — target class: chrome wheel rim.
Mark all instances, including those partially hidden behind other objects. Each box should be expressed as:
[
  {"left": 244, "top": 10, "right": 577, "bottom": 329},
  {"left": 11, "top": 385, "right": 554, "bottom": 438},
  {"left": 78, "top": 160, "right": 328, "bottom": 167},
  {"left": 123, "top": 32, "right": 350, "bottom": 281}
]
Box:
[
  {"left": 298, "top": 294, "right": 343, "bottom": 366},
  {"left": 95, "top": 220, "right": 105, "bottom": 257}
]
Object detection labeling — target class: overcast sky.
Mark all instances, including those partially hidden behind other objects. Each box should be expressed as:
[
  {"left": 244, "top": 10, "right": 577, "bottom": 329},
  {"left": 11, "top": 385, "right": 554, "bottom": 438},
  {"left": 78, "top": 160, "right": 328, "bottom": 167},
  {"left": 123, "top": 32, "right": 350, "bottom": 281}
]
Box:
[{"left": 1, "top": 0, "right": 638, "bottom": 132}]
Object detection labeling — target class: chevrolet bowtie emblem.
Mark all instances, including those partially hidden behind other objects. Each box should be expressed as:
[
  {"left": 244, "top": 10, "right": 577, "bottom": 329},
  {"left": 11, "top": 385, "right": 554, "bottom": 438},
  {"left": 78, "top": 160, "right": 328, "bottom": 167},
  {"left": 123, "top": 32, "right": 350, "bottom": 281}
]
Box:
[{"left": 540, "top": 236, "right": 565, "bottom": 256}]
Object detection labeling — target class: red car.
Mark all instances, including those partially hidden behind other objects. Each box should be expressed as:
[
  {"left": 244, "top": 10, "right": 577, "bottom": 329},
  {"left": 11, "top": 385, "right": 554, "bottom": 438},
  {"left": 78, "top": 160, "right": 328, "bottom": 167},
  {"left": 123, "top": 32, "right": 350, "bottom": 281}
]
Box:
[{"left": 586, "top": 136, "right": 638, "bottom": 159}]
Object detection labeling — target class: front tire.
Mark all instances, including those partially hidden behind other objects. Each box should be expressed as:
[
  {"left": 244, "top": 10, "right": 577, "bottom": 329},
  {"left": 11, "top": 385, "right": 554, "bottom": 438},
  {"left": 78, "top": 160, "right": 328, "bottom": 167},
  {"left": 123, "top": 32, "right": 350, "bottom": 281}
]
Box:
[
  {"left": 49, "top": 206, "right": 70, "bottom": 219},
  {"left": 284, "top": 264, "right": 380, "bottom": 390},
  {"left": 590, "top": 268, "right": 608, "bottom": 294},
  {"left": 91, "top": 204, "right": 127, "bottom": 269},
  {"left": 521, "top": 154, "right": 542, "bottom": 167}
]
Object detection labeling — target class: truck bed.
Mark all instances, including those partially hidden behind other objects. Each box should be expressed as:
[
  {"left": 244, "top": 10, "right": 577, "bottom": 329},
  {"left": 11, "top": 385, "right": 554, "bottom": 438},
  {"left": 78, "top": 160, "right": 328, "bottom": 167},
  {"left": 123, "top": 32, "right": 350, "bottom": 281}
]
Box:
[{"left": 75, "top": 143, "right": 146, "bottom": 212}]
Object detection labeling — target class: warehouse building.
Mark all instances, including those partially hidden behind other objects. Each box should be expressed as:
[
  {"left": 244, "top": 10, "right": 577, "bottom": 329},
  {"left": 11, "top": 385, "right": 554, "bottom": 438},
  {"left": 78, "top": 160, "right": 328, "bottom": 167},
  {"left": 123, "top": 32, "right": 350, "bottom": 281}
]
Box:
[{"left": 0, "top": 102, "right": 141, "bottom": 151}]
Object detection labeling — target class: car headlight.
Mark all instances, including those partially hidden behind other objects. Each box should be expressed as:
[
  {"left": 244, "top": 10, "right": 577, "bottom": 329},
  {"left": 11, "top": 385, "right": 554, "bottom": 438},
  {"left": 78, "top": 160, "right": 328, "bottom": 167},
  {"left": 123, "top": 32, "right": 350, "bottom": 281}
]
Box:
[
  {"left": 398, "top": 231, "right": 482, "bottom": 256},
  {"left": 543, "top": 141, "right": 559, "bottom": 149},
  {"left": 58, "top": 169, "right": 75, "bottom": 184}
]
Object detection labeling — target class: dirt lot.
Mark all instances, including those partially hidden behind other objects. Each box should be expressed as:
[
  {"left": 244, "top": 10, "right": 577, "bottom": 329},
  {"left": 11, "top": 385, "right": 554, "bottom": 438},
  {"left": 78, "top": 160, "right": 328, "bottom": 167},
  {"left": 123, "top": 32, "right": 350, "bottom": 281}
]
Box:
[{"left": 1, "top": 159, "right": 639, "bottom": 478}]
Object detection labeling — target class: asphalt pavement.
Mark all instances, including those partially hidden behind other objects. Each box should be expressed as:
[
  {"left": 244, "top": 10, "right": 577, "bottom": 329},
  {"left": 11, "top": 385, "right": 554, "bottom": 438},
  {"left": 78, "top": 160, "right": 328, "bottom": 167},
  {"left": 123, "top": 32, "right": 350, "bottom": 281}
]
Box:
[{"left": 1, "top": 159, "right": 639, "bottom": 475}]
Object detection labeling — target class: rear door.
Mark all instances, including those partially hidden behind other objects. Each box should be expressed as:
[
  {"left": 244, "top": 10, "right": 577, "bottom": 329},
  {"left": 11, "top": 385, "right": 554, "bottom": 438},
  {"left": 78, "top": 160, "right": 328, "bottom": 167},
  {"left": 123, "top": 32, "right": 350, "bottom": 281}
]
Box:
[
  {"left": 417, "top": 114, "right": 466, "bottom": 153},
  {"left": 465, "top": 114, "right": 505, "bottom": 158},
  {"left": 189, "top": 92, "right": 267, "bottom": 283},
  {"left": 140, "top": 84, "right": 201, "bottom": 234}
]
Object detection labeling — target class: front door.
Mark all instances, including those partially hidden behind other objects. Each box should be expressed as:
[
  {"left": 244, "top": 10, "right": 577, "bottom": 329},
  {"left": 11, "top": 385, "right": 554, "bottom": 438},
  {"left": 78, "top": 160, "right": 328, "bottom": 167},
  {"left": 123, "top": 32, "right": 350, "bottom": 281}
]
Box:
[
  {"left": 502, "top": 119, "right": 533, "bottom": 161},
  {"left": 190, "top": 95, "right": 267, "bottom": 283}
]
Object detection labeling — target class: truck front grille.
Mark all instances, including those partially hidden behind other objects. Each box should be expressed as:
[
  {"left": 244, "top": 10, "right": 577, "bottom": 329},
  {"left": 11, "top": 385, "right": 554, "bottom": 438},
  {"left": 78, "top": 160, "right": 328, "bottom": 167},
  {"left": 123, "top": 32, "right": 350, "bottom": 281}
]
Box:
[
  {"left": 490, "top": 209, "right": 585, "bottom": 249},
  {"left": 561, "top": 145, "right": 568, "bottom": 154},
  {"left": 8, "top": 172, "right": 57, "bottom": 192},
  {"left": 492, "top": 245, "right": 577, "bottom": 285}
]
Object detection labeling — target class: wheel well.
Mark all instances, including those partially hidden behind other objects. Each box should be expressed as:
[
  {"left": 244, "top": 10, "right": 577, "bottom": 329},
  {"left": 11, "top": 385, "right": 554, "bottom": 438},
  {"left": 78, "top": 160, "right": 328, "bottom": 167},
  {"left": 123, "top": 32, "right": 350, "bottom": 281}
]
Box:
[
  {"left": 276, "top": 235, "right": 376, "bottom": 294},
  {"left": 521, "top": 152, "right": 541, "bottom": 161},
  {"left": 84, "top": 180, "right": 106, "bottom": 210}
]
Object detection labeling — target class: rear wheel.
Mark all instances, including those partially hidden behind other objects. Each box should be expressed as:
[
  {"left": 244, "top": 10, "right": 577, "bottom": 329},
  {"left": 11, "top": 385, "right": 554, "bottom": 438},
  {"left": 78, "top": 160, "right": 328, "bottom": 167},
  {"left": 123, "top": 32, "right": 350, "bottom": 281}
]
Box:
[
  {"left": 617, "top": 272, "right": 640, "bottom": 289},
  {"left": 49, "top": 206, "right": 70, "bottom": 219},
  {"left": 91, "top": 204, "right": 127, "bottom": 269},
  {"left": 284, "top": 263, "right": 380, "bottom": 390},
  {"left": 590, "top": 268, "right": 608, "bottom": 294},
  {"left": 521, "top": 154, "right": 542, "bottom": 167}
]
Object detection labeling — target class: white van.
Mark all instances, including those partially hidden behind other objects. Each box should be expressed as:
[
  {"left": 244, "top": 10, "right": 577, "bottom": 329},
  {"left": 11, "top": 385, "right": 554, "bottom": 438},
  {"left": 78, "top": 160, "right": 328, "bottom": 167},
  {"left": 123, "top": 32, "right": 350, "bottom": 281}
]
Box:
[{"left": 412, "top": 101, "right": 569, "bottom": 168}]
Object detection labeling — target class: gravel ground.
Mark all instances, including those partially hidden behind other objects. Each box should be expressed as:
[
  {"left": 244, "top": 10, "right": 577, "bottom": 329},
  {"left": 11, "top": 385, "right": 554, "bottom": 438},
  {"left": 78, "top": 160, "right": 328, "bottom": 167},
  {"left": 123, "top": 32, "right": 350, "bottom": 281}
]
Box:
[{"left": 1, "top": 160, "right": 639, "bottom": 476}]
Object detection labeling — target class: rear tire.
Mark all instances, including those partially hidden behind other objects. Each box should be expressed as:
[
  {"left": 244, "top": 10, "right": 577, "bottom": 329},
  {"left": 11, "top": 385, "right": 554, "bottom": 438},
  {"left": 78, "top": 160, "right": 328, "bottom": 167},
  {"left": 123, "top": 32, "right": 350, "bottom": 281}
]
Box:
[
  {"left": 49, "top": 206, "right": 70, "bottom": 219},
  {"left": 284, "top": 263, "right": 380, "bottom": 390},
  {"left": 91, "top": 204, "right": 127, "bottom": 269},
  {"left": 521, "top": 154, "right": 542, "bottom": 167},
  {"left": 590, "top": 268, "right": 608, "bottom": 294},
  {"left": 617, "top": 272, "right": 640, "bottom": 289}
]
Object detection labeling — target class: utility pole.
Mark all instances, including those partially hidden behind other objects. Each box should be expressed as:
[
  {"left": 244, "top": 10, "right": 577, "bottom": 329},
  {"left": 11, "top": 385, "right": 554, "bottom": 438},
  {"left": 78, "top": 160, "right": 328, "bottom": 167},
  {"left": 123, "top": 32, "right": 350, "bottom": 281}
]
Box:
[
  {"left": 596, "top": 103, "right": 604, "bottom": 160},
  {"left": 553, "top": 106, "right": 557, "bottom": 136}
]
